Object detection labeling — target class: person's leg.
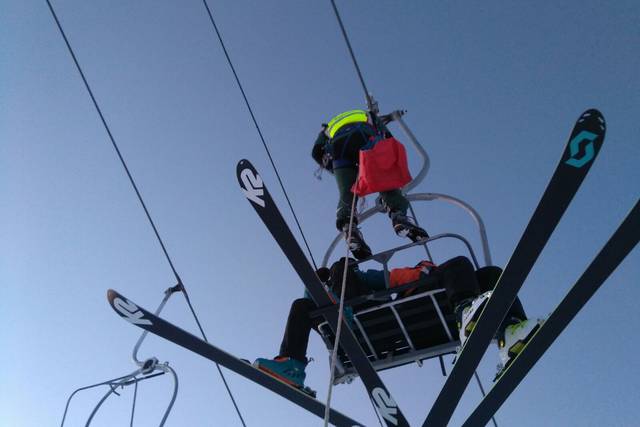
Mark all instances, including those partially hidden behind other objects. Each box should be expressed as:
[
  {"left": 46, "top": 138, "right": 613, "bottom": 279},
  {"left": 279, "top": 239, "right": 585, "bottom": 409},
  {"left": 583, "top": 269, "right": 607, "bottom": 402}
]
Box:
[
  {"left": 381, "top": 191, "right": 428, "bottom": 242},
  {"left": 379, "top": 189, "right": 409, "bottom": 216},
  {"left": 476, "top": 266, "right": 527, "bottom": 322},
  {"left": 431, "top": 256, "right": 490, "bottom": 344},
  {"left": 333, "top": 167, "right": 371, "bottom": 259},
  {"left": 334, "top": 167, "right": 358, "bottom": 231},
  {"left": 278, "top": 298, "right": 318, "bottom": 362},
  {"left": 433, "top": 256, "right": 480, "bottom": 306},
  {"left": 255, "top": 298, "right": 319, "bottom": 392}
]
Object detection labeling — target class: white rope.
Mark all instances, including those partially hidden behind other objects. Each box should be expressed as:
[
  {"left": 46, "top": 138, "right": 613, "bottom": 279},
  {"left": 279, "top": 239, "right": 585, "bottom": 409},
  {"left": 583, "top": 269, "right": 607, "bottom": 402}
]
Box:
[{"left": 323, "top": 190, "right": 359, "bottom": 426}]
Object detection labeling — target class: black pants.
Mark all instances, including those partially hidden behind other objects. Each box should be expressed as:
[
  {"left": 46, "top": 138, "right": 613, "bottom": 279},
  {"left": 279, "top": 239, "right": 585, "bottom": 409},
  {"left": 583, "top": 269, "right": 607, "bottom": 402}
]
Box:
[
  {"left": 278, "top": 257, "right": 526, "bottom": 362},
  {"left": 434, "top": 256, "right": 527, "bottom": 322},
  {"left": 279, "top": 298, "right": 321, "bottom": 362}
]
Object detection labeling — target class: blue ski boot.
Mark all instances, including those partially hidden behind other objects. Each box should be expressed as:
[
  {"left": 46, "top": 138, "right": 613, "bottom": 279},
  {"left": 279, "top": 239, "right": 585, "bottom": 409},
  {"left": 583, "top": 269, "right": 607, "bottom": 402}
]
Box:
[{"left": 254, "top": 356, "right": 316, "bottom": 397}]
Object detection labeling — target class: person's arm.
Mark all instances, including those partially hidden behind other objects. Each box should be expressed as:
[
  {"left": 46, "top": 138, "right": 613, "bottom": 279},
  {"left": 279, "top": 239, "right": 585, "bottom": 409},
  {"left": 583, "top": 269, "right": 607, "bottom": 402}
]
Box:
[{"left": 311, "top": 127, "right": 333, "bottom": 172}]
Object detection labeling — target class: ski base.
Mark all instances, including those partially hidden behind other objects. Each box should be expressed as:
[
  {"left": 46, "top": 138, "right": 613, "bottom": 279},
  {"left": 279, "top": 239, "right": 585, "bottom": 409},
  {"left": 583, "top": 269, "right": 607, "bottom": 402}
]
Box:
[
  {"left": 423, "top": 109, "right": 606, "bottom": 427},
  {"left": 463, "top": 200, "right": 639, "bottom": 427}
]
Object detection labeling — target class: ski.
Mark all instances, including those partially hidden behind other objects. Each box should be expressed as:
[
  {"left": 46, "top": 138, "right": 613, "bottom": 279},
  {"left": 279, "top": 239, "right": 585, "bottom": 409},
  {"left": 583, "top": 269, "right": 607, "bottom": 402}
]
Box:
[
  {"left": 462, "top": 200, "right": 639, "bottom": 426},
  {"left": 423, "top": 109, "right": 606, "bottom": 427},
  {"left": 237, "top": 159, "right": 410, "bottom": 427},
  {"left": 106, "top": 290, "right": 363, "bottom": 427}
]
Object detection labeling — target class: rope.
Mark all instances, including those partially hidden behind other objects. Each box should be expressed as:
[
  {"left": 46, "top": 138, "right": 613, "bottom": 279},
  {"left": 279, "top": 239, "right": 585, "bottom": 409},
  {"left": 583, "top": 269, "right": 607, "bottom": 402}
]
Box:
[
  {"left": 329, "top": 0, "right": 373, "bottom": 111},
  {"left": 323, "top": 191, "right": 358, "bottom": 425},
  {"left": 45, "top": 2, "right": 246, "bottom": 425},
  {"left": 200, "top": 0, "right": 318, "bottom": 271}
]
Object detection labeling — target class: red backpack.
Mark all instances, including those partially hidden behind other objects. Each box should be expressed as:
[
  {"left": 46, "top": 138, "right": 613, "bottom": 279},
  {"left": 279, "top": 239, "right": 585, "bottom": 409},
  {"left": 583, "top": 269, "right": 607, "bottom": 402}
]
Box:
[{"left": 352, "top": 137, "right": 412, "bottom": 197}]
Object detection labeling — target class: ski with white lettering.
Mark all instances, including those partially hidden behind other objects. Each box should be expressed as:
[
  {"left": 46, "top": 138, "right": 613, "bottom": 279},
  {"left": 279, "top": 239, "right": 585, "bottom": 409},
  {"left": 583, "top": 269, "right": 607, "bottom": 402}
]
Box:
[
  {"left": 107, "top": 289, "right": 363, "bottom": 427},
  {"left": 423, "top": 109, "right": 606, "bottom": 427},
  {"left": 237, "top": 159, "right": 409, "bottom": 427},
  {"left": 462, "top": 200, "right": 639, "bottom": 426}
]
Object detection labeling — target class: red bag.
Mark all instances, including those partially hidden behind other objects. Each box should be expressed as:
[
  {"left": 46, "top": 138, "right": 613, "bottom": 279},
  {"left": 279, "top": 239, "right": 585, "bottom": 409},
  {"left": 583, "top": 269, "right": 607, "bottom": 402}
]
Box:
[{"left": 352, "top": 137, "right": 412, "bottom": 197}]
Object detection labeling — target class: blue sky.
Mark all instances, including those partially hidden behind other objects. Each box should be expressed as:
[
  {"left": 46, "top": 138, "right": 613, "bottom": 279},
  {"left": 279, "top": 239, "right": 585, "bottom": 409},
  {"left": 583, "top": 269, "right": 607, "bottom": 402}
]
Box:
[{"left": 1, "top": 1, "right": 639, "bottom": 426}]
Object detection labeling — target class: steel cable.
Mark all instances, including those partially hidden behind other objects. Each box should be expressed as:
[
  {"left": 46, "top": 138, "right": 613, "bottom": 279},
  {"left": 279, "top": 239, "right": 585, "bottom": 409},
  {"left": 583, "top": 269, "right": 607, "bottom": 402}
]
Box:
[
  {"left": 200, "top": 0, "right": 319, "bottom": 271},
  {"left": 45, "top": 1, "right": 245, "bottom": 425}
]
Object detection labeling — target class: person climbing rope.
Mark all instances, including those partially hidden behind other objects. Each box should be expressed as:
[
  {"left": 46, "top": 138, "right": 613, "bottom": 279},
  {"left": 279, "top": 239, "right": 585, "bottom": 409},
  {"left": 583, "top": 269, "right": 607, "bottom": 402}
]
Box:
[
  {"left": 254, "top": 256, "right": 542, "bottom": 394},
  {"left": 312, "top": 109, "right": 428, "bottom": 260}
]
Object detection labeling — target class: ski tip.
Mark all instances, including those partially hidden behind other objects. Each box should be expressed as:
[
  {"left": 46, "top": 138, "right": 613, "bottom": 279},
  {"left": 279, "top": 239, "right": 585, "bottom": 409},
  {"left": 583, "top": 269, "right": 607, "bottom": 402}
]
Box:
[
  {"left": 236, "top": 159, "right": 259, "bottom": 181},
  {"left": 579, "top": 108, "right": 606, "bottom": 133},
  {"left": 107, "top": 289, "right": 119, "bottom": 304},
  {"left": 236, "top": 158, "right": 252, "bottom": 171}
]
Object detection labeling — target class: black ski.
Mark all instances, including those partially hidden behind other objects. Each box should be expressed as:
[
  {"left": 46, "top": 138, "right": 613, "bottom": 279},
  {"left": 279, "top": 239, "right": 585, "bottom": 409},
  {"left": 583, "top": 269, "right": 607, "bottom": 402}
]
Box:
[
  {"left": 106, "top": 290, "right": 363, "bottom": 427},
  {"left": 463, "top": 200, "right": 639, "bottom": 426},
  {"left": 237, "top": 159, "right": 409, "bottom": 427},
  {"left": 423, "top": 109, "right": 606, "bottom": 427}
]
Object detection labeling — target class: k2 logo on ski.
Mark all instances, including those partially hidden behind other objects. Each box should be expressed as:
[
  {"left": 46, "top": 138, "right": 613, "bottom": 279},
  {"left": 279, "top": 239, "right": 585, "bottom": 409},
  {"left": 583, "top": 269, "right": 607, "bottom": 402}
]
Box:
[
  {"left": 113, "top": 297, "right": 152, "bottom": 326},
  {"left": 240, "top": 167, "right": 265, "bottom": 207},
  {"left": 372, "top": 387, "right": 399, "bottom": 425},
  {"left": 565, "top": 130, "right": 597, "bottom": 168}
]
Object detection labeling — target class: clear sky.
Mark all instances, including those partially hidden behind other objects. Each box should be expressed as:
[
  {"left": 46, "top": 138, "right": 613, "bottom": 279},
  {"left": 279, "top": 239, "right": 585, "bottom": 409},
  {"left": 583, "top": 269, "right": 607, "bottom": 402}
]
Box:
[{"left": 1, "top": 1, "right": 639, "bottom": 426}]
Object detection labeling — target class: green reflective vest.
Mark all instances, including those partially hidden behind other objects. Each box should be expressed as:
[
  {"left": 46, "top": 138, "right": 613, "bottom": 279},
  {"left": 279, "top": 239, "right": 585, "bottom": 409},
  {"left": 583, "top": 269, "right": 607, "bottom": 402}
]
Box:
[{"left": 326, "top": 109, "right": 369, "bottom": 139}]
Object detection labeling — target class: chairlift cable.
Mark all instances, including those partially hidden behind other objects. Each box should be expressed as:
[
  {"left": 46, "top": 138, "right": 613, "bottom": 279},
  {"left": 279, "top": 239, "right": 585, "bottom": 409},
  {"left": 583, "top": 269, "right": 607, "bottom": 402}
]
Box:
[
  {"left": 45, "top": 1, "right": 245, "bottom": 425},
  {"left": 200, "top": 0, "right": 318, "bottom": 271},
  {"left": 329, "top": 0, "right": 374, "bottom": 111}
]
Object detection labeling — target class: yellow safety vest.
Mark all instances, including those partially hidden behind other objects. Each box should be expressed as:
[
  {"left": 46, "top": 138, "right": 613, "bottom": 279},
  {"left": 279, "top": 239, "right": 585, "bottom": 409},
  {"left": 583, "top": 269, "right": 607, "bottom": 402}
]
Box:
[{"left": 326, "top": 109, "right": 369, "bottom": 139}]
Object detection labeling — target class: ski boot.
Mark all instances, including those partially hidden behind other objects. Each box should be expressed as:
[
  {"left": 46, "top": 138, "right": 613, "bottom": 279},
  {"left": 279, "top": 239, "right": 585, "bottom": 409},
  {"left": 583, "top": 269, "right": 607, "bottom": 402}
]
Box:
[
  {"left": 390, "top": 212, "right": 429, "bottom": 242},
  {"left": 456, "top": 291, "right": 493, "bottom": 348},
  {"left": 342, "top": 224, "right": 372, "bottom": 260},
  {"left": 494, "top": 318, "right": 545, "bottom": 381},
  {"left": 253, "top": 356, "right": 317, "bottom": 397}
]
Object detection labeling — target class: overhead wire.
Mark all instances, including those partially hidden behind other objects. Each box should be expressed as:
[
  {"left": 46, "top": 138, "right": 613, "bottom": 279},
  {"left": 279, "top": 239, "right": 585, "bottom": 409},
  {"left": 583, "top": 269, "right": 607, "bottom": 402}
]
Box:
[
  {"left": 45, "top": 1, "right": 246, "bottom": 425},
  {"left": 200, "top": 0, "right": 319, "bottom": 271}
]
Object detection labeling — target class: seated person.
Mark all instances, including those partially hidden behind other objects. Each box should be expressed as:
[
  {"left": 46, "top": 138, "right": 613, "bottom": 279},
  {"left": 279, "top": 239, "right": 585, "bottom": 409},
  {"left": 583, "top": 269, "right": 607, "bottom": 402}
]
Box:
[{"left": 254, "top": 256, "right": 541, "bottom": 393}]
